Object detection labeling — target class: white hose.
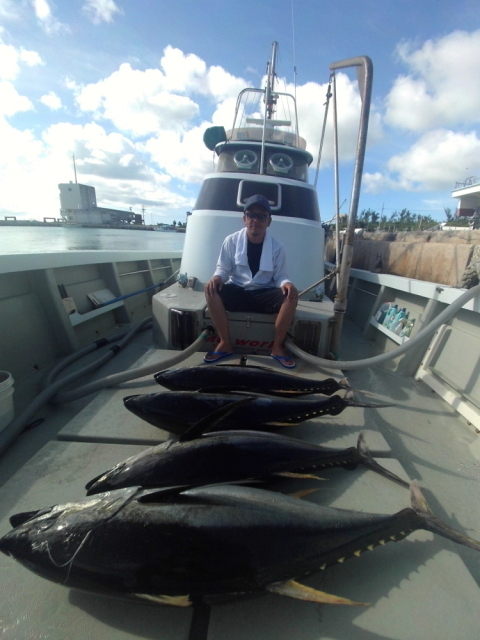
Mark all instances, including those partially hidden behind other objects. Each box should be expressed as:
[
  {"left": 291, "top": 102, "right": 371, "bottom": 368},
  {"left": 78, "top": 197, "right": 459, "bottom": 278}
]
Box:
[
  {"left": 53, "top": 330, "right": 211, "bottom": 403},
  {"left": 286, "top": 282, "right": 480, "bottom": 370},
  {"left": 0, "top": 328, "right": 212, "bottom": 455}
]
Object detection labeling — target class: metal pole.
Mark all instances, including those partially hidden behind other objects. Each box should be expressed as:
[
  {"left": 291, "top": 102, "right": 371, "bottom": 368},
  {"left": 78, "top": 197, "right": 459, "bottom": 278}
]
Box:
[
  {"left": 332, "top": 72, "right": 341, "bottom": 289},
  {"left": 260, "top": 42, "right": 278, "bottom": 175},
  {"left": 328, "top": 56, "right": 373, "bottom": 358}
]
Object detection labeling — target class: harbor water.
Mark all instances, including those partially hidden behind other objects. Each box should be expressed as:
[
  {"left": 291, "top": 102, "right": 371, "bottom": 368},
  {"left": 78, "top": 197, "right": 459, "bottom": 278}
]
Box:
[{"left": 0, "top": 226, "right": 186, "bottom": 255}]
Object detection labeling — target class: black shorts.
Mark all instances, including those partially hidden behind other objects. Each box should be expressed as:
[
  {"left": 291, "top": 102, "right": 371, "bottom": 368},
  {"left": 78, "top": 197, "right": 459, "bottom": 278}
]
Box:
[{"left": 219, "top": 283, "right": 285, "bottom": 314}]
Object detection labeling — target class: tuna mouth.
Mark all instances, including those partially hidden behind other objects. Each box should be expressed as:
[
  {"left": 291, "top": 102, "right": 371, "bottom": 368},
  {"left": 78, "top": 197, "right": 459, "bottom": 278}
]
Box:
[
  {"left": 123, "top": 395, "right": 143, "bottom": 414},
  {"left": 0, "top": 536, "right": 13, "bottom": 557},
  {"left": 123, "top": 394, "right": 141, "bottom": 402}
]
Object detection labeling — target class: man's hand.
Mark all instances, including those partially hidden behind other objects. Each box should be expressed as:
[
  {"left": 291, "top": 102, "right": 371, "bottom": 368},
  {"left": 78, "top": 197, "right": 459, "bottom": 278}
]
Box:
[
  {"left": 281, "top": 282, "right": 298, "bottom": 302},
  {"left": 205, "top": 275, "right": 223, "bottom": 297}
]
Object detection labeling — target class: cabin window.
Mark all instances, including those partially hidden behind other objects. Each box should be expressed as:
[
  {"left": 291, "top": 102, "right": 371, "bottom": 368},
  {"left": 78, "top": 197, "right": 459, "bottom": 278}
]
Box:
[
  {"left": 194, "top": 177, "right": 320, "bottom": 222},
  {"left": 216, "top": 143, "right": 311, "bottom": 182},
  {"left": 237, "top": 180, "right": 281, "bottom": 210}
]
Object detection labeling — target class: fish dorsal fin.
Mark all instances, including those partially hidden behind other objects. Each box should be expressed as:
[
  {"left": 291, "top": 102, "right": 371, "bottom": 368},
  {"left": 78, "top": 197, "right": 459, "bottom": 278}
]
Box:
[
  {"left": 266, "top": 579, "right": 368, "bottom": 606},
  {"left": 179, "top": 397, "right": 255, "bottom": 442}
]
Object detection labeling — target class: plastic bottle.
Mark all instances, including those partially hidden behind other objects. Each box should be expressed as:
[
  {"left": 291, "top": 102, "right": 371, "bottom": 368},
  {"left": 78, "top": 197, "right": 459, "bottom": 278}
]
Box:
[
  {"left": 375, "top": 302, "right": 391, "bottom": 325},
  {"left": 400, "top": 318, "right": 415, "bottom": 338},
  {"left": 394, "top": 318, "right": 407, "bottom": 335},
  {"left": 382, "top": 304, "right": 398, "bottom": 328},
  {"left": 390, "top": 308, "right": 407, "bottom": 332}
]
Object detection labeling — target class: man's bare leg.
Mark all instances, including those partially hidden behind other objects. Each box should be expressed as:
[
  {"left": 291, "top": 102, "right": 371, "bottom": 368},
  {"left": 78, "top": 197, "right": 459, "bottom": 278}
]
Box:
[
  {"left": 271, "top": 296, "right": 297, "bottom": 359},
  {"left": 205, "top": 291, "right": 233, "bottom": 355}
]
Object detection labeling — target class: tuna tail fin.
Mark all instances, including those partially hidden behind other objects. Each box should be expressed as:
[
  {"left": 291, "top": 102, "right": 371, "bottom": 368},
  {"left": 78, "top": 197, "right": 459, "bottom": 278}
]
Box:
[
  {"left": 344, "top": 390, "right": 395, "bottom": 409},
  {"left": 410, "top": 481, "right": 480, "bottom": 551},
  {"left": 357, "top": 432, "right": 410, "bottom": 488},
  {"left": 179, "top": 397, "right": 255, "bottom": 442}
]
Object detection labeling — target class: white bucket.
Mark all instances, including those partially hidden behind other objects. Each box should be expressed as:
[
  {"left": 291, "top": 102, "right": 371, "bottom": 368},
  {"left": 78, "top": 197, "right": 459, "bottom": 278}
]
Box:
[{"left": 0, "top": 371, "right": 15, "bottom": 432}]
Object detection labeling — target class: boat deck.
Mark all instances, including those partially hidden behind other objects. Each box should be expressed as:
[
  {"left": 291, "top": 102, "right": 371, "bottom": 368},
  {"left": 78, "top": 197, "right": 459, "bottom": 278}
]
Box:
[{"left": 1, "top": 319, "right": 480, "bottom": 639}]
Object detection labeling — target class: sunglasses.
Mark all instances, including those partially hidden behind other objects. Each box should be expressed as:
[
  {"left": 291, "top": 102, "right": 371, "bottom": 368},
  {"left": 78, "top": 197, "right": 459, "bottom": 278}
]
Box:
[{"left": 245, "top": 212, "right": 270, "bottom": 222}]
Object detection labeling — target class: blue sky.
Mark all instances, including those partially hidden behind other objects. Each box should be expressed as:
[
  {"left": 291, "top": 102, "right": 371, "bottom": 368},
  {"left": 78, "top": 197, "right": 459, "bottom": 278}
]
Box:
[{"left": 1, "top": 0, "right": 480, "bottom": 223}]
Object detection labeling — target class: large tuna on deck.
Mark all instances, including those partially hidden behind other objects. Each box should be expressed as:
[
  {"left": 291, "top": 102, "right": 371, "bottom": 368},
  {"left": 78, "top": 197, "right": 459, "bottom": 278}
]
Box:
[
  {"left": 84, "top": 430, "right": 408, "bottom": 495},
  {"left": 123, "top": 391, "right": 388, "bottom": 435},
  {"left": 154, "top": 364, "right": 350, "bottom": 397},
  {"left": 1, "top": 484, "right": 480, "bottom": 607}
]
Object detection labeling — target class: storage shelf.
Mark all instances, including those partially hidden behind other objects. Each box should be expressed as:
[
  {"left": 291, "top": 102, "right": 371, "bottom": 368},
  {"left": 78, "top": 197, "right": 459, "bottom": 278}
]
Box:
[
  {"left": 369, "top": 317, "right": 409, "bottom": 345},
  {"left": 69, "top": 301, "right": 124, "bottom": 326}
]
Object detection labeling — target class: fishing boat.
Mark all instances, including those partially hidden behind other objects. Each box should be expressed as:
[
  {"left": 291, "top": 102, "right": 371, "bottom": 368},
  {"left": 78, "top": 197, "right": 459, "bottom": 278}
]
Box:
[{"left": 0, "top": 43, "right": 480, "bottom": 640}]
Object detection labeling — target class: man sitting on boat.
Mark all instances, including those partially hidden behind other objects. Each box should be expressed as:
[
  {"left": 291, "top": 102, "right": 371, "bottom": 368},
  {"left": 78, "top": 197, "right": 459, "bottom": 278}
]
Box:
[{"left": 204, "top": 194, "right": 298, "bottom": 368}]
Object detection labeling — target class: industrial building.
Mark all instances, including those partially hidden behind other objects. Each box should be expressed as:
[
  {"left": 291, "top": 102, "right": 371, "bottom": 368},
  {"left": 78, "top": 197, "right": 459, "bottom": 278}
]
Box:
[{"left": 59, "top": 183, "right": 143, "bottom": 226}]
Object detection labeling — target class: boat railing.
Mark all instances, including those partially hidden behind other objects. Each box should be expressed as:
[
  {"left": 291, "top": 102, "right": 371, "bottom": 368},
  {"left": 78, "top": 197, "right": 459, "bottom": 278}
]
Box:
[{"left": 454, "top": 176, "right": 477, "bottom": 189}]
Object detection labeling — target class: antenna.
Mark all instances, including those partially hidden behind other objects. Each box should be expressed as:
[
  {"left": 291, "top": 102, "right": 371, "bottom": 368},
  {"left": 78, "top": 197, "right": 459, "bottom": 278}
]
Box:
[{"left": 72, "top": 154, "right": 77, "bottom": 183}]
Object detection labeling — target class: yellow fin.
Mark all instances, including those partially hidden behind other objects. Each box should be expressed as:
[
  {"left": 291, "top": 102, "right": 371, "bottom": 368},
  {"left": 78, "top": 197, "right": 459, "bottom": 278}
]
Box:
[
  {"left": 134, "top": 593, "right": 191, "bottom": 607},
  {"left": 266, "top": 579, "right": 369, "bottom": 606},
  {"left": 275, "top": 471, "right": 325, "bottom": 480},
  {"left": 290, "top": 488, "right": 321, "bottom": 499}
]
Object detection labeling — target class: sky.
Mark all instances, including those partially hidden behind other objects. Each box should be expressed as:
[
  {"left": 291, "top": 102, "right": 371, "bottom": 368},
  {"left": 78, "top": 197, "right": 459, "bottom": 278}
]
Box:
[{"left": 1, "top": 0, "right": 480, "bottom": 224}]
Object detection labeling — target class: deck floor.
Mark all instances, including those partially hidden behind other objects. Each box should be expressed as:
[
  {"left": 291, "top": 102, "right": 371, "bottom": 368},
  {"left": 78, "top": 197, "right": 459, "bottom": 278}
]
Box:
[{"left": 1, "top": 318, "right": 480, "bottom": 639}]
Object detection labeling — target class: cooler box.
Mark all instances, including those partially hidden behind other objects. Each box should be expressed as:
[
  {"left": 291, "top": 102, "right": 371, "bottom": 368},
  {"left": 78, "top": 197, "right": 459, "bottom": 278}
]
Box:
[{"left": 152, "top": 285, "right": 334, "bottom": 357}]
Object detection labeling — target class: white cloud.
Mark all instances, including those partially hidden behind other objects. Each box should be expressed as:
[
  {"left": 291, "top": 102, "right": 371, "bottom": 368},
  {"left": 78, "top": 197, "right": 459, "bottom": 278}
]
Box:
[
  {"left": 0, "top": 117, "right": 190, "bottom": 219},
  {"left": 385, "top": 30, "right": 480, "bottom": 132},
  {"left": 0, "top": 81, "right": 33, "bottom": 116},
  {"left": 146, "top": 124, "right": 216, "bottom": 184},
  {"left": 74, "top": 62, "right": 200, "bottom": 136},
  {"left": 0, "top": 0, "right": 21, "bottom": 20},
  {"left": 288, "top": 74, "right": 384, "bottom": 166},
  {"left": 0, "top": 43, "right": 43, "bottom": 80},
  {"left": 72, "top": 47, "right": 249, "bottom": 140},
  {"left": 40, "top": 91, "right": 62, "bottom": 110},
  {"left": 364, "top": 129, "right": 480, "bottom": 193},
  {"left": 31, "top": 0, "right": 63, "bottom": 34},
  {"left": 82, "top": 0, "right": 122, "bottom": 25},
  {"left": 160, "top": 46, "right": 246, "bottom": 101}
]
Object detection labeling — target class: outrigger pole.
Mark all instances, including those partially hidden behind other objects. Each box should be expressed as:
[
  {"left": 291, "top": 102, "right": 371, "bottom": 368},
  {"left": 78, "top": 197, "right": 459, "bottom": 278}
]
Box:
[
  {"left": 328, "top": 56, "right": 373, "bottom": 358},
  {"left": 260, "top": 41, "right": 279, "bottom": 175}
]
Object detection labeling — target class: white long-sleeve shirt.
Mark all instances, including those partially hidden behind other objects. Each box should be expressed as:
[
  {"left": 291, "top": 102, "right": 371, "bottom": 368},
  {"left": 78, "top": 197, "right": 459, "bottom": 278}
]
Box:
[{"left": 213, "top": 228, "right": 292, "bottom": 290}]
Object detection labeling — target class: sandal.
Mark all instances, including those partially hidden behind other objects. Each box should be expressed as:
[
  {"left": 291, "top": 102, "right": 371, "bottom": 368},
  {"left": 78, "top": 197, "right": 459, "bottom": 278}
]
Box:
[
  {"left": 270, "top": 354, "right": 296, "bottom": 369},
  {"left": 204, "top": 351, "right": 234, "bottom": 363}
]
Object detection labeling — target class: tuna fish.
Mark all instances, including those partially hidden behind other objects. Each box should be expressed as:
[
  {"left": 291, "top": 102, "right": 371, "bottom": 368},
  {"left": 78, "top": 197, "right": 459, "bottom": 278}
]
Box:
[
  {"left": 84, "top": 430, "right": 409, "bottom": 495},
  {"left": 1, "top": 483, "right": 479, "bottom": 607},
  {"left": 154, "top": 364, "right": 351, "bottom": 397},
  {"left": 123, "top": 391, "right": 391, "bottom": 436}
]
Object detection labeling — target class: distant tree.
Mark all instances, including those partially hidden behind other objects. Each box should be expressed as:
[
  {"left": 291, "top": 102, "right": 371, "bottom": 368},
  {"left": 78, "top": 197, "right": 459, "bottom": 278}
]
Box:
[
  {"left": 172, "top": 220, "right": 177, "bottom": 226},
  {"left": 358, "top": 208, "right": 380, "bottom": 231},
  {"left": 444, "top": 207, "right": 453, "bottom": 222}
]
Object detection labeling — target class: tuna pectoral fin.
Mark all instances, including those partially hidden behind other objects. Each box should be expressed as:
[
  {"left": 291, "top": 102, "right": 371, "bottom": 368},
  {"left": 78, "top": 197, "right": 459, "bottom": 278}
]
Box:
[
  {"left": 410, "top": 482, "right": 480, "bottom": 551},
  {"left": 357, "top": 432, "right": 410, "bottom": 488},
  {"left": 266, "top": 579, "right": 368, "bottom": 606},
  {"left": 10, "top": 509, "right": 43, "bottom": 528},
  {"left": 179, "top": 397, "right": 255, "bottom": 442}
]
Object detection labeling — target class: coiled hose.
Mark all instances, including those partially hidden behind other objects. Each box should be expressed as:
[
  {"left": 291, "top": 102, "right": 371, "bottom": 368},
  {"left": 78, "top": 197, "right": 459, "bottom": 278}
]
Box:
[
  {"left": 286, "top": 282, "right": 480, "bottom": 370},
  {"left": 0, "top": 322, "right": 213, "bottom": 455}
]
